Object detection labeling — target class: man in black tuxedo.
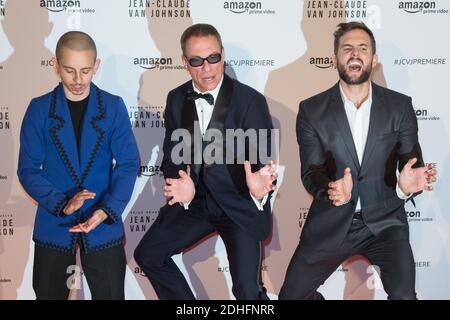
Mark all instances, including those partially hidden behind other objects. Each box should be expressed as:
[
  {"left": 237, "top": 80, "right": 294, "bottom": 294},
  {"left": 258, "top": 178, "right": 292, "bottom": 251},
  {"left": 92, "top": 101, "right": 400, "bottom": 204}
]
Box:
[
  {"left": 279, "top": 22, "right": 437, "bottom": 300},
  {"left": 134, "top": 23, "right": 277, "bottom": 300}
]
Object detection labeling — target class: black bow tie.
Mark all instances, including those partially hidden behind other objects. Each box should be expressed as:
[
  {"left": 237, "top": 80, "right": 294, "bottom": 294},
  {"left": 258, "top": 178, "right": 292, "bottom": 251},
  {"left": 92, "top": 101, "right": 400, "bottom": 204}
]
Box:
[{"left": 187, "top": 90, "right": 214, "bottom": 105}]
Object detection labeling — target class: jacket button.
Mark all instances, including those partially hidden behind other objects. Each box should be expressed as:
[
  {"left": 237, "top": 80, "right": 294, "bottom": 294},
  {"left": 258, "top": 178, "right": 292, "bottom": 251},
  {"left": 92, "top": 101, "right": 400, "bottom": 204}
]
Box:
[
  {"left": 358, "top": 176, "right": 364, "bottom": 181},
  {"left": 350, "top": 200, "right": 355, "bottom": 205}
]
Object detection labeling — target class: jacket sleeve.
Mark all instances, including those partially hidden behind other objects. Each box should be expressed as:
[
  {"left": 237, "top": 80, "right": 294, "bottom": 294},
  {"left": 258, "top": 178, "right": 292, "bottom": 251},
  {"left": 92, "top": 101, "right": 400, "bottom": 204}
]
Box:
[
  {"left": 397, "top": 96, "right": 424, "bottom": 201},
  {"left": 97, "top": 97, "right": 140, "bottom": 224},
  {"left": 17, "top": 98, "right": 69, "bottom": 216},
  {"left": 160, "top": 92, "right": 187, "bottom": 179},
  {"left": 297, "top": 101, "right": 332, "bottom": 204},
  {"left": 242, "top": 92, "right": 275, "bottom": 167},
  {"left": 241, "top": 92, "right": 275, "bottom": 207}
]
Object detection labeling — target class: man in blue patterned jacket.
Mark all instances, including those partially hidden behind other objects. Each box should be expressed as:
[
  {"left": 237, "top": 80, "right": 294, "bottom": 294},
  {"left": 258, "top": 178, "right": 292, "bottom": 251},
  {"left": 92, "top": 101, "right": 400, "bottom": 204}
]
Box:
[{"left": 17, "top": 31, "right": 139, "bottom": 300}]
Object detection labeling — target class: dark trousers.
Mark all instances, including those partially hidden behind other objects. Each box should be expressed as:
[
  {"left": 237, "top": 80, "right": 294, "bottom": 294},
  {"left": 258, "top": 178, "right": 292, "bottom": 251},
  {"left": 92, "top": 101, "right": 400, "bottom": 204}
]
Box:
[
  {"left": 279, "top": 218, "right": 416, "bottom": 300},
  {"left": 33, "top": 244, "right": 126, "bottom": 300},
  {"left": 134, "top": 200, "right": 268, "bottom": 300}
]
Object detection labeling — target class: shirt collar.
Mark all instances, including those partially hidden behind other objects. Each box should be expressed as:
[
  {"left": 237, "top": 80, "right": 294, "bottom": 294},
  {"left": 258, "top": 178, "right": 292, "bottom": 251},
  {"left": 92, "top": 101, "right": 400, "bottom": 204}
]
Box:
[{"left": 339, "top": 82, "right": 373, "bottom": 109}]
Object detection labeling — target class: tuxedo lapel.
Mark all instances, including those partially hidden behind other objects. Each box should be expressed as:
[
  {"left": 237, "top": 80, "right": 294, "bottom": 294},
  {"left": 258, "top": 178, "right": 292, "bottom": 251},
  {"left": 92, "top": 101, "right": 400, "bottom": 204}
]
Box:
[
  {"left": 79, "top": 83, "right": 106, "bottom": 183},
  {"left": 48, "top": 83, "right": 82, "bottom": 187},
  {"left": 207, "top": 74, "right": 233, "bottom": 133},
  {"left": 181, "top": 75, "right": 233, "bottom": 179},
  {"left": 211, "top": 75, "right": 248, "bottom": 194},
  {"left": 181, "top": 82, "right": 202, "bottom": 179},
  {"left": 329, "top": 83, "right": 361, "bottom": 171},
  {"left": 181, "top": 82, "right": 197, "bottom": 132}
]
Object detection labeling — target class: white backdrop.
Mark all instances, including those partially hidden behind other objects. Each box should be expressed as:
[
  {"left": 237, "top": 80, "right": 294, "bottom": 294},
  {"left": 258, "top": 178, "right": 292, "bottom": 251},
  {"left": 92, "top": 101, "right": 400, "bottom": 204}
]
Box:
[{"left": 0, "top": 0, "right": 449, "bottom": 299}]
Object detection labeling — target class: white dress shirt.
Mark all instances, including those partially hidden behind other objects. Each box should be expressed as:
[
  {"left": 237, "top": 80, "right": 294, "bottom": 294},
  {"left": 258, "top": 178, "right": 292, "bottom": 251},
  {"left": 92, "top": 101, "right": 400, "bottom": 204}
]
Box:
[
  {"left": 182, "top": 76, "right": 268, "bottom": 211},
  {"left": 339, "top": 83, "right": 410, "bottom": 211}
]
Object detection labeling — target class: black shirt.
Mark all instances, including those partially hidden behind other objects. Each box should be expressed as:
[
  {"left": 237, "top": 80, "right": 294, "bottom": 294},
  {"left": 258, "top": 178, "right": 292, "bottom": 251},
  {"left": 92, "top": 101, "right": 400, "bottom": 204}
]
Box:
[{"left": 67, "top": 95, "right": 89, "bottom": 159}]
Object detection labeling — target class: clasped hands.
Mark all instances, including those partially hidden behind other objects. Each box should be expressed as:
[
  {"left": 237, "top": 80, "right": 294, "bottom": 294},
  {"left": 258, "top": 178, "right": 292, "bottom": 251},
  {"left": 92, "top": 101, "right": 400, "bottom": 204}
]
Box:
[{"left": 62, "top": 189, "right": 108, "bottom": 233}]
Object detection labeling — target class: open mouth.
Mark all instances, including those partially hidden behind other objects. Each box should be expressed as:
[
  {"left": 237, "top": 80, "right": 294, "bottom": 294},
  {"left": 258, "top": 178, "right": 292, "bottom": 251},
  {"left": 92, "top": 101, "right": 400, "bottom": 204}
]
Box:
[
  {"left": 202, "top": 75, "right": 215, "bottom": 82},
  {"left": 347, "top": 61, "right": 363, "bottom": 72}
]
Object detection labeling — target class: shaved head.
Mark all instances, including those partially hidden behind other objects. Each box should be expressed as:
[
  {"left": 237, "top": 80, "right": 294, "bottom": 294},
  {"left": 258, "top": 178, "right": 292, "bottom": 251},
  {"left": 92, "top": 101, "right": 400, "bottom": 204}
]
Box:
[{"left": 55, "top": 31, "right": 97, "bottom": 61}]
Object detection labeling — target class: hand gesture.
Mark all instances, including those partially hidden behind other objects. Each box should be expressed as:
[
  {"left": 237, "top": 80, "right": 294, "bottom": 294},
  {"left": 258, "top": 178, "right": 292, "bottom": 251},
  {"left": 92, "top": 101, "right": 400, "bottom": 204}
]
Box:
[
  {"left": 399, "top": 158, "right": 437, "bottom": 194},
  {"left": 328, "top": 167, "right": 353, "bottom": 206},
  {"left": 163, "top": 169, "right": 195, "bottom": 206},
  {"left": 63, "top": 189, "right": 96, "bottom": 215},
  {"left": 244, "top": 160, "right": 277, "bottom": 200},
  {"left": 69, "top": 209, "right": 108, "bottom": 233}
]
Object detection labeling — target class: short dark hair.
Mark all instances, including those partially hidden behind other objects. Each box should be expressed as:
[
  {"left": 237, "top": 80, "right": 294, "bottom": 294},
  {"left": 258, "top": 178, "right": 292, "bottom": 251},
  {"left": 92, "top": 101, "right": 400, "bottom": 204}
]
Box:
[
  {"left": 333, "top": 21, "right": 376, "bottom": 55},
  {"left": 180, "top": 23, "right": 223, "bottom": 55},
  {"left": 55, "top": 31, "right": 97, "bottom": 61}
]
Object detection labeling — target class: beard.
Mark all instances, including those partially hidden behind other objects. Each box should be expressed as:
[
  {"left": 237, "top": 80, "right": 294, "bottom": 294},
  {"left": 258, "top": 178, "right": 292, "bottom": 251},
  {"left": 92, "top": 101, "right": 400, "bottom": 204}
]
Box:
[{"left": 337, "top": 58, "right": 372, "bottom": 85}]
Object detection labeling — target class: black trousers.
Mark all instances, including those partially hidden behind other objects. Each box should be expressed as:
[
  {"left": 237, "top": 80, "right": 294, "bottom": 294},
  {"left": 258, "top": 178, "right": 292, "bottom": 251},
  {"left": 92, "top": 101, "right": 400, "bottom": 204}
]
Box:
[
  {"left": 279, "top": 218, "right": 416, "bottom": 300},
  {"left": 33, "top": 244, "right": 126, "bottom": 300},
  {"left": 134, "top": 200, "right": 268, "bottom": 300}
]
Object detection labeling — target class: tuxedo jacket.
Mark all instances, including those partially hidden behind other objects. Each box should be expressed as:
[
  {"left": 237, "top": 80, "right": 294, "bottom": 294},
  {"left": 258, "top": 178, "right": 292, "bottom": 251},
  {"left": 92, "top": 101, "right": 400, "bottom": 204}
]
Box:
[
  {"left": 18, "top": 83, "right": 139, "bottom": 253},
  {"left": 297, "top": 82, "right": 423, "bottom": 259},
  {"left": 160, "top": 74, "right": 274, "bottom": 240}
]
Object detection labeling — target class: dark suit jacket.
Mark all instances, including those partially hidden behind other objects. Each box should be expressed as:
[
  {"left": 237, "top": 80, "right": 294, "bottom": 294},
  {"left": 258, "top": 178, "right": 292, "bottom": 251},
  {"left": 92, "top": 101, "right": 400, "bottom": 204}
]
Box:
[
  {"left": 159, "top": 74, "right": 274, "bottom": 240},
  {"left": 297, "top": 82, "right": 423, "bottom": 260}
]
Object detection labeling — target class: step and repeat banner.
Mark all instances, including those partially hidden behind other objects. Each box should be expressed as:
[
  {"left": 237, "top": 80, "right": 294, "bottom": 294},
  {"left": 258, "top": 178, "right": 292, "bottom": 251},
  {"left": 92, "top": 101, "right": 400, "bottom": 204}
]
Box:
[{"left": 0, "top": 0, "right": 449, "bottom": 299}]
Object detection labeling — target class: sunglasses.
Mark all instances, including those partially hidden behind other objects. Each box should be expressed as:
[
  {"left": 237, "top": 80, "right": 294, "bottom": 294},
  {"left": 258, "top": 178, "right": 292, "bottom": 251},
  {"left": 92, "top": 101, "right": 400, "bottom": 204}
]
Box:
[{"left": 185, "top": 53, "right": 222, "bottom": 67}]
